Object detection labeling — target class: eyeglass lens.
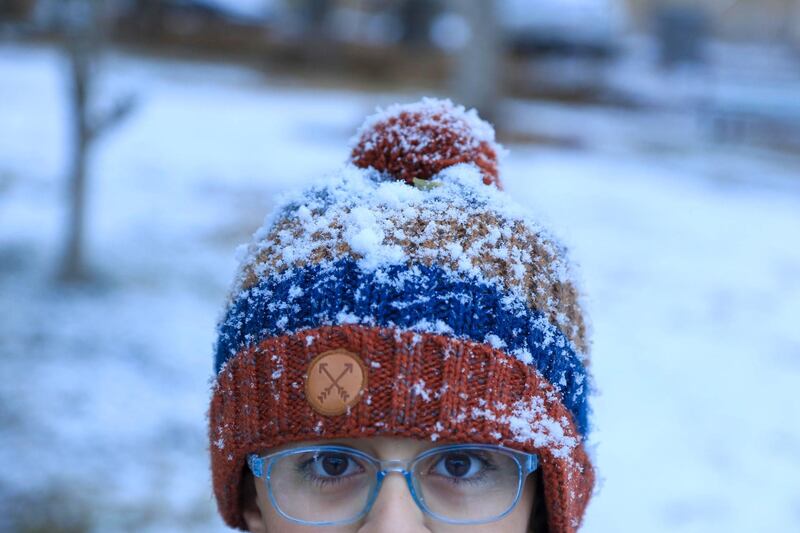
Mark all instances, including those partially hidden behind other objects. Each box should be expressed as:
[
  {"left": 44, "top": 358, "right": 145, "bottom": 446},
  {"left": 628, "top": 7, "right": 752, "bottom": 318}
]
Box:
[
  {"left": 266, "top": 447, "right": 523, "bottom": 525},
  {"left": 269, "top": 449, "right": 375, "bottom": 524}
]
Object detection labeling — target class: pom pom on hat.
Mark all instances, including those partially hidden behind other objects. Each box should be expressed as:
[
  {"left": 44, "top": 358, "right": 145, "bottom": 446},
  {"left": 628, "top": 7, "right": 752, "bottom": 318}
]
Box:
[{"left": 350, "top": 97, "right": 503, "bottom": 188}]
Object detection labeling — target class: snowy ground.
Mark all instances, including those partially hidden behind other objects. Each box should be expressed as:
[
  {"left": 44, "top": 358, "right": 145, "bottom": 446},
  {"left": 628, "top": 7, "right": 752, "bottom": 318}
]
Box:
[{"left": 1, "top": 42, "right": 799, "bottom": 532}]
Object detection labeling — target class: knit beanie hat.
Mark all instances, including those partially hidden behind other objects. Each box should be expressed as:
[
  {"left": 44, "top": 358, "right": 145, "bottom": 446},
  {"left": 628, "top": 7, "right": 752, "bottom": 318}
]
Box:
[{"left": 209, "top": 98, "right": 595, "bottom": 532}]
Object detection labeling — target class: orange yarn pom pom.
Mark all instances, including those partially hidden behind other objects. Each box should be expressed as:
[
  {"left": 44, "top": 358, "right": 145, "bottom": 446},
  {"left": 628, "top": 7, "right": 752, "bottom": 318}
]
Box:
[{"left": 350, "top": 98, "right": 502, "bottom": 189}]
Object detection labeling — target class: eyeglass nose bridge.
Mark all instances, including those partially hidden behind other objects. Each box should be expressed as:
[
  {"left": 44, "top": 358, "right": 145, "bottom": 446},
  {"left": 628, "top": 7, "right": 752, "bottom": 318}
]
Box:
[
  {"left": 377, "top": 459, "right": 409, "bottom": 475},
  {"left": 370, "top": 459, "right": 427, "bottom": 513}
]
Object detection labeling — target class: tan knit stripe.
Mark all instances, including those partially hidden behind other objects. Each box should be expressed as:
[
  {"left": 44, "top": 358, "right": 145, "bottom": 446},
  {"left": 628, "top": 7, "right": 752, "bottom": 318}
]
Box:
[{"left": 238, "top": 208, "right": 587, "bottom": 353}]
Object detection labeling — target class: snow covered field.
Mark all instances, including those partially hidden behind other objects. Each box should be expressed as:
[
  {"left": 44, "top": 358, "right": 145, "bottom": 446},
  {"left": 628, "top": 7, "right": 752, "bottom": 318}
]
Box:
[{"left": 1, "top": 43, "right": 799, "bottom": 532}]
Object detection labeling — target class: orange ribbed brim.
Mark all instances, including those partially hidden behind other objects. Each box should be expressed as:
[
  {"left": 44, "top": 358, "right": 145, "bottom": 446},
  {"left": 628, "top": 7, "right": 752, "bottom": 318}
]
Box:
[{"left": 208, "top": 324, "right": 594, "bottom": 533}]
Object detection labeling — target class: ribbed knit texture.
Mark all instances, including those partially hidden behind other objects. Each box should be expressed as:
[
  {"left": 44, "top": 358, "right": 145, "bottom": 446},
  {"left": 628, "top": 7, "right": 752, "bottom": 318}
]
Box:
[{"left": 210, "top": 325, "right": 594, "bottom": 533}]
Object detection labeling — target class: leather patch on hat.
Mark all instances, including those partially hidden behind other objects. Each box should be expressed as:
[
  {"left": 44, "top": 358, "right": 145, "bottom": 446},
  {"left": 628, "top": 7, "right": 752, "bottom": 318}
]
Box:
[{"left": 305, "top": 349, "right": 368, "bottom": 416}]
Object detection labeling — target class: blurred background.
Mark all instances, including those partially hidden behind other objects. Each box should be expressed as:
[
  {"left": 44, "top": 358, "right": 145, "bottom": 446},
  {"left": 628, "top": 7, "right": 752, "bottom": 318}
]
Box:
[{"left": 1, "top": 1, "right": 799, "bottom": 531}]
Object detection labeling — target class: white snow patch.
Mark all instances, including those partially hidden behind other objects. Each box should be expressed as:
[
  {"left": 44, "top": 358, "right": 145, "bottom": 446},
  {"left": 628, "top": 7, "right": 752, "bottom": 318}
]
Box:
[
  {"left": 470, "top": 397, "right": 578, "bottom": 460},
  {"left": 411, "top": 379, "right": 432, "bottom": 402}
]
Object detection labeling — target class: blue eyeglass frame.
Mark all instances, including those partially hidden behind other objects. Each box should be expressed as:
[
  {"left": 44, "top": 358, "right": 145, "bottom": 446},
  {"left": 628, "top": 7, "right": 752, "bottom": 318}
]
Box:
[{"left": 246, "top": 443, "right": 539, "bottom": 527}]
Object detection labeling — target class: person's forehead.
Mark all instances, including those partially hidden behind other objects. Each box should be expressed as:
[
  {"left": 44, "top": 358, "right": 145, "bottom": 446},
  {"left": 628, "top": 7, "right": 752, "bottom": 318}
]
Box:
[{"left": 256, "top": 436, "right": 447, "bottom": 459}]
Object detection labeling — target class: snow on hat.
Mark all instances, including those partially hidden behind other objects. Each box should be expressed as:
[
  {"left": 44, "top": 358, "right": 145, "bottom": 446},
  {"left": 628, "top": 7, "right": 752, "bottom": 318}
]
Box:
[{"left": 208, "top": 97, "right": 595, "bottom": 532}]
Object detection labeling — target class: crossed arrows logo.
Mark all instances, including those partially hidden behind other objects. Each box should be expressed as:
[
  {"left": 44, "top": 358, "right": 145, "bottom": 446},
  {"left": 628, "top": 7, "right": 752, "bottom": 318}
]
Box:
[
  {"left": 305, "top": 349, "right": 366, "bottom": 416},
  {"left": 317, "top": 362, "right": 354, "bottom": 404}
]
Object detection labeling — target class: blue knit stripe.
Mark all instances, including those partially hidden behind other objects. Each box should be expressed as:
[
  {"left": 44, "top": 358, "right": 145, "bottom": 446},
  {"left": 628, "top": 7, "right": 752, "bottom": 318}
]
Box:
[{"left": 215, "top": 259, "right": 589, "bottom": 436}]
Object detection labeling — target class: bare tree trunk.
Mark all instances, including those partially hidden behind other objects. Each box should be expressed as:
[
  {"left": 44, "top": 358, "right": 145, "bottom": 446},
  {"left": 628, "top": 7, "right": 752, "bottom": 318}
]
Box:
[
  {"left": 448, "top": 0, "right": 502, "bottom": 123},
  {"left": 787, "top": 0, "right": 800, "bottom": 49},
  {"left": 400, "top": 0, "right": 438, "bottom": 48},
  {"left": 57, "top": 0, "right": 134, "bottom": 283},
  {"left": 59, "top": 16, "right": 93, "bottom": 282},
  {"left": 295, "top": 0, "right": 332, "bottom": 64}
]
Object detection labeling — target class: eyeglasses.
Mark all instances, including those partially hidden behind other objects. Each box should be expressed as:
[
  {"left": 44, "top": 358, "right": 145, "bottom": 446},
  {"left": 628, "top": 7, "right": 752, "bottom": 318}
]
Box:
[{"left": 247, "top": 443, "right": 539, "bottom": 527}]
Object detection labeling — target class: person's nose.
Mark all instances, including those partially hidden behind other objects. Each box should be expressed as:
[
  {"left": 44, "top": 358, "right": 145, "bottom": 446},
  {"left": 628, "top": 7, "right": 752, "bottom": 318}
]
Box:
[{"left": 357, "top": 473, "right": 430, "bottom": 533}]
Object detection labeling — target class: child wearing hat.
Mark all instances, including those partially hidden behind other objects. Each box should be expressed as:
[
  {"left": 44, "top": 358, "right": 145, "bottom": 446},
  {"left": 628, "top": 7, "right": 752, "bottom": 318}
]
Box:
[{"left": 208, "top": 98, "right": 595, "bottom": 532}]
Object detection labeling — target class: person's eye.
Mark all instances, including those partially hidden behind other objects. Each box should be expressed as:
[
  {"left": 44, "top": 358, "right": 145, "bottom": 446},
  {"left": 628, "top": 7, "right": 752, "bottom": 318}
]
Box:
[
  {"left": 307, "top": 452, "right": 364, "bottom": 479},
  {"left": 431, "top": 452, "right": 489, "bottom": 480}
]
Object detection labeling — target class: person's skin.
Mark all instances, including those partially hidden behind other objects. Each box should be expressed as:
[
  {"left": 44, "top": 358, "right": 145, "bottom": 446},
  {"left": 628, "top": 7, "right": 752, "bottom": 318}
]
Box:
[{"left": 242, "top": 436, "right": 537, "bottom": 533}]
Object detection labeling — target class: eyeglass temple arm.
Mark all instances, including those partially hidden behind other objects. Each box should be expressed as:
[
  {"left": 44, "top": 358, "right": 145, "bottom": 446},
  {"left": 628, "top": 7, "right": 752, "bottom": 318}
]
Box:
[
  {"left": 524, "top": 453, "right": 539, "bottom": 475},
  {"left": 247, "top": 454, "right": 264, "bottom": 478}
]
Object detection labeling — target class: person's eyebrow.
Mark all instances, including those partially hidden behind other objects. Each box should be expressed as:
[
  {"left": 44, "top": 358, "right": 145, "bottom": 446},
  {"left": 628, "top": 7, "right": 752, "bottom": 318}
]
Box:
[
  {"left": 266, "top": 438, "right": 372, "bottom": 454},
  {"left": 324, "top": 438, "right": 375, "bottom": 454}
]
